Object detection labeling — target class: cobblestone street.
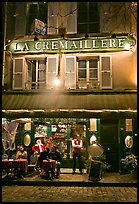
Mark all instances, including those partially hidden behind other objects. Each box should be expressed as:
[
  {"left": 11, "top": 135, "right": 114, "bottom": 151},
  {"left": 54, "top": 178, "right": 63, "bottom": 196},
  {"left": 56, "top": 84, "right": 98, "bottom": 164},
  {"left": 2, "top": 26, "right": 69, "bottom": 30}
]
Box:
[{"left": 2, "top": 185, "right": 137, "bottom": 202}]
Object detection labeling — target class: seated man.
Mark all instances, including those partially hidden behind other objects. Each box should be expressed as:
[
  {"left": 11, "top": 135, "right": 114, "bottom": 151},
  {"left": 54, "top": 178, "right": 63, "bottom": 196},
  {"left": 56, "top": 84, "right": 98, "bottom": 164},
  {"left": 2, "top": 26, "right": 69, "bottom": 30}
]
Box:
[
  {"left": 38, "top": 147, "right": 50, "bottom": 169},
  {"left": 50, "top": 145, "right": 62, "bottom": 178}
]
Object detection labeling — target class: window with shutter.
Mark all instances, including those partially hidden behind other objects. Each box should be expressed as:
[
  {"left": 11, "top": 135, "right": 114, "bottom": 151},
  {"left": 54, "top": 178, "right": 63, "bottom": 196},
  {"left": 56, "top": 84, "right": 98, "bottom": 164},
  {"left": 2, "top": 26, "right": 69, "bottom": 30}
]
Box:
[
  {"left": 47, "top": 2, "right": 58, "bottom": 35},
  {"left": 100, "top": 56, "right": 112, "bottom": 89},
  {"left": 77, "top": 57, "right": 99, "bottom": 89},
  {"left": 26, "top": 59, "right": 46, "bottom": 90},
  {"left": 77, "top": 2, "right": 100, "bottom": 34},
  {"left": 13, "top": 58, "right": 24, "bottom": 89},
  {"left": 26, "top": 2, "right": 47, "bottom": 35},
  {"left": 47, "top": 57, "right": 58, "bottom": 89},
  {"left": 15, "top": 2, "right": 26, "bottom": 36},
  {"left": 65, "top": 56, "right": 76, "bottom": 89},
  {"left": 66, "top": 2, "right": 77, "bottom": 34}
]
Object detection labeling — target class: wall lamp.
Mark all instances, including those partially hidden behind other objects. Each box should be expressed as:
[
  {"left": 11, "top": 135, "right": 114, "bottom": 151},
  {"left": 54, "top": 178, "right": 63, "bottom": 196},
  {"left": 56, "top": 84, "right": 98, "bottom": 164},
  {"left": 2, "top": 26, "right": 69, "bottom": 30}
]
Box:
[{"left": 34, "top": 36, "right": 39, "bottom": 41}]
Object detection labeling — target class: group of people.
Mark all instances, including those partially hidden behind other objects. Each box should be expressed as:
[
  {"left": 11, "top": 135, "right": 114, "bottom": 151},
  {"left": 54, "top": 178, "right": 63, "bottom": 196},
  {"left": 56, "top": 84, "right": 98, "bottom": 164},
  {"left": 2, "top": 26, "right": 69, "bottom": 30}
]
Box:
[
  {"left": 3, "top": 134, "right": 85, "bottom": 179},
  {"left": 31, "top": 138, "right": 62, "bottom": 179}
]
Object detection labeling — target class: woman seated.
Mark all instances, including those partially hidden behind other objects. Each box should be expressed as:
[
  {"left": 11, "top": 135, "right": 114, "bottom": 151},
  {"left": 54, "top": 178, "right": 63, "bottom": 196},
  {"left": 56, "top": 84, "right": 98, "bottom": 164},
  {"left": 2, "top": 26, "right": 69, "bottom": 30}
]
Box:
[{"left": 14, "top": 146, "right": 28, "bottom": 178}]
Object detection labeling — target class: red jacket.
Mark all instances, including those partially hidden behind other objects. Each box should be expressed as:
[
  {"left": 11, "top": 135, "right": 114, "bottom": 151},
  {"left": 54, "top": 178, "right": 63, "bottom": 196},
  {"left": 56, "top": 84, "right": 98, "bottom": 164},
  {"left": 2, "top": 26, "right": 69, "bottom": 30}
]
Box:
[{"left": 32, "top": 144, "right": 45, "bottom": 153}]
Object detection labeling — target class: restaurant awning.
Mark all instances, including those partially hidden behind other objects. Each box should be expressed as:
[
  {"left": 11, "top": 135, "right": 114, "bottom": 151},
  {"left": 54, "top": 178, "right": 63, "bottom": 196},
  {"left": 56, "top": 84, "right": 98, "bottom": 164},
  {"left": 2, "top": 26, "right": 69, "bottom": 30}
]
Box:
[{"left": 2, "top": 91, "right": 137, "bottom": 118}]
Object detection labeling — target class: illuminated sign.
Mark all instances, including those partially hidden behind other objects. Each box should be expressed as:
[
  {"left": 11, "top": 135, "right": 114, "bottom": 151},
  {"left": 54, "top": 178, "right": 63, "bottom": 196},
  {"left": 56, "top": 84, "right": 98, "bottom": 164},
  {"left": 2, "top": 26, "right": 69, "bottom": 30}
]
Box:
[{"left": 8, "top": 36, "right": 135, "bottom": 54}]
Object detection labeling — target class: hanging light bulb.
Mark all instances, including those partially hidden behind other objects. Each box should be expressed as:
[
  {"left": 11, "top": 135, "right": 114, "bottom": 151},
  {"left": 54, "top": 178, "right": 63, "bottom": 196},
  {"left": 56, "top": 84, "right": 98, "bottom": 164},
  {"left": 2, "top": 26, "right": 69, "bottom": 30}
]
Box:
[{"left": 53, "top": 76, "right": 61, "bottom": 87}]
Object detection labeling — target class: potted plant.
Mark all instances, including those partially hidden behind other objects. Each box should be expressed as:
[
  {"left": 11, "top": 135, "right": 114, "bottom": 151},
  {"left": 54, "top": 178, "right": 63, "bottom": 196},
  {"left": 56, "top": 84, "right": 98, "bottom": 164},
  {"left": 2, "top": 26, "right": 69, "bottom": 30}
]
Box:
[{"left": 121, "top": 153, "right": 137, "bottom": 175}]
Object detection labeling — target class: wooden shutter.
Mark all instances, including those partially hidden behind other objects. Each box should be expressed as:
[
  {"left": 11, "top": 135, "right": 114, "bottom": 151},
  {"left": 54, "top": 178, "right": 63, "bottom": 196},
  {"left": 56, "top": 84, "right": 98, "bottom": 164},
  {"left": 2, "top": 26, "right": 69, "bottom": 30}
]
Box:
[
  {"left": 13, "top": 58, "right": 24, "bottom": 89},
  {"left": 65, "top": 56, "right": 76, "bottom": 89},
  {"left": 66, "top": 2, "right": 77, "bottom": 34},
  {"left": 100, "top": 56, "right": 112, "bottom": 89},
  {"left": 47, "top": 57, "right": 58, "bottom": 89},
  {"left": 15, "top": 2, "right": 26, "bottom": 36},
  {"left": 47, "top": 2, "right": 58, "bottom": 34}
]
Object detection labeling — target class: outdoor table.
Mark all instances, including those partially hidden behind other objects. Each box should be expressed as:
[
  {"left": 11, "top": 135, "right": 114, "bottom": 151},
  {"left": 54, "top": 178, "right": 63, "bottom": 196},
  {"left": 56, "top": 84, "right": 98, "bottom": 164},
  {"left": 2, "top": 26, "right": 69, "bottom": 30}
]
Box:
[
  {"left": 42, "top": 159, "right": 56, "bottom": 177},
  {"left": 13, "top": 159, "right": 28, "bottom": 173},
  {"left": 2, "top": 159, "right": 14, "bottom": 176}
]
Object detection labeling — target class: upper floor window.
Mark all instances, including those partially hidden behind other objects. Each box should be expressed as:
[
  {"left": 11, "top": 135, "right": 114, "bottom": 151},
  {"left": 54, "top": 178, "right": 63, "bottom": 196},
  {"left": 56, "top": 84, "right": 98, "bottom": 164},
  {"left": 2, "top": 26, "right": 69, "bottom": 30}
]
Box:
[
  {"left": 77, "top": 57, "right": 99, "bottom": 89},
  {"left": 26, "top": 2, "right": 48, "bottom": 35},
  {"left": 77, "top": 2, "right": 100, "bottom": 34}
]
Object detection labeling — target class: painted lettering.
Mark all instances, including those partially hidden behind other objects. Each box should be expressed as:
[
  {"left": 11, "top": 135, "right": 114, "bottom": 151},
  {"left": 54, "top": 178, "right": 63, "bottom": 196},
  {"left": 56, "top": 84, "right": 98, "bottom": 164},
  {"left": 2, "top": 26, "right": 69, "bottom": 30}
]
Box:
[
  {"left": 52, "top": 41, "right": 58, "bottom": 49},
  {"left": 35, "top": 42, "right": 42, "bottom": 50},
  {"left": 118, "top": 39, "right": 125, "bottom": 47},
  {"left": 43, "top": 42, "right": 49, "bottom": 50},
  {"left": 60, "top": 41, "right": 68, "bottom": 49},
  {"left": 109, "top": 39, "right": 117, "bottom": 48},
  {"left": 101, "top": 40, "right": 108, "bottom": 48},
  {"left": 23, "top": 43, "right": 29, "bottom": 51},
  {"left": 70, "top": 41, "right": 78, "bottom": 49},
  {"left": 14, "top": 43, "right": 21, "bottom": 51},
  {"left": 92, "top": 40, "right": 99, "bottom": 49},
  {"left": 84, "top": 40, "right": 91, "bottom": 49}
]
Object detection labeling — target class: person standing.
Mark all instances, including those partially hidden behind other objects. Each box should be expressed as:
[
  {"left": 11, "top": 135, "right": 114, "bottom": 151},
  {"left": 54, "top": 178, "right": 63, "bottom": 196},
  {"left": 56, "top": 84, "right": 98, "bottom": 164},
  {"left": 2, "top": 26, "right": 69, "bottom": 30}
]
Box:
[{"left": 72, "top": 134, "right": 83, "bottom": 175}]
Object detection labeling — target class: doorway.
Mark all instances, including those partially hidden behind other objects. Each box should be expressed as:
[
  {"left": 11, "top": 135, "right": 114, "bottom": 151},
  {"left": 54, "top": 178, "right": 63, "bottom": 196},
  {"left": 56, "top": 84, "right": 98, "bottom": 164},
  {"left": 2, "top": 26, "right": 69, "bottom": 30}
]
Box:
[{"left": 100, "top": 119, "right": 119, "bottom": 172}]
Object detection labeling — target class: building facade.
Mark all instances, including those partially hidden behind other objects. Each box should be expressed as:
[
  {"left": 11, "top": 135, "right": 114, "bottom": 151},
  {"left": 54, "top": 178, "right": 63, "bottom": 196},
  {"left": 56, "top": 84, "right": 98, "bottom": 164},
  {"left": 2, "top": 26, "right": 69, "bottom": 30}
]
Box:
[{"left": 2, "top": 2, "right": 137, "bottom": 172}]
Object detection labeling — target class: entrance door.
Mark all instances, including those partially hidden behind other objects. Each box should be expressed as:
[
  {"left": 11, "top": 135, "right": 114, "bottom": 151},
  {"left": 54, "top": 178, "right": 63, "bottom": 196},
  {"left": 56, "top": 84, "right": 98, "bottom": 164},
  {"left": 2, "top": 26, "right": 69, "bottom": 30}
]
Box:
[{"left": 100, "top": 119, "right": 119, "bottom": 172}]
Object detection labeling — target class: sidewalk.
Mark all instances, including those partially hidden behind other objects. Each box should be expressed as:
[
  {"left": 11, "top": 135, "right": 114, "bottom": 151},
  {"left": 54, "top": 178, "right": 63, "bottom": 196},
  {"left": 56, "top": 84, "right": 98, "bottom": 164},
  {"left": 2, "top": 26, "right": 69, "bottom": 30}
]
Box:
[{"left": 2, "top": 168, "right": 137, "bottom": 187}]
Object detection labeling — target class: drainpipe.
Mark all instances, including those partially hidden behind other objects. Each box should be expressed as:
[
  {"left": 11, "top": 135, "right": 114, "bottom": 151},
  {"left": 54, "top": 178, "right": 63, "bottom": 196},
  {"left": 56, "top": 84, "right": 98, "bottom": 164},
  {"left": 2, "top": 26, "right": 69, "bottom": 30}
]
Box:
[{"left": 2, "top": 2, "right": 7, "bottom": 87}]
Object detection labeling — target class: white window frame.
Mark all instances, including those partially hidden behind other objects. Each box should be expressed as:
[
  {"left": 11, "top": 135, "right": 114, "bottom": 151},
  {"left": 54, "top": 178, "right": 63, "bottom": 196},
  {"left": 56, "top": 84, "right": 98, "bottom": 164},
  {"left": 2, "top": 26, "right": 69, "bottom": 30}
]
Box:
[{"left": 77, "top": 57, "right": 100, "bottom": 89}]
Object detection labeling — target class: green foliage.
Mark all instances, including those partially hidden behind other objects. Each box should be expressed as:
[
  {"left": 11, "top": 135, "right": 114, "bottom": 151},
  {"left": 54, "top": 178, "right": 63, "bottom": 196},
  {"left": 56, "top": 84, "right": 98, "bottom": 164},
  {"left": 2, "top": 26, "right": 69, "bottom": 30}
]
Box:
[{"left": 121, "top": 153, "right": 137, "bottom": 173}]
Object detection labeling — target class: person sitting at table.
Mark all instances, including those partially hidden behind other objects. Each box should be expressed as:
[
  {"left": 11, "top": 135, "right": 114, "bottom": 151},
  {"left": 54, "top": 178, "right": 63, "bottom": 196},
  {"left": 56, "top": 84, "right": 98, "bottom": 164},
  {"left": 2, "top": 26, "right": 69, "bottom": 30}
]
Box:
[
  {"left": 15, "top": 146, "right": 28, "bottom": 179},
  {"left": 50, "top": 145, "right": 62, "bottom": 178},
  {"left": 16, "top": 145, "right": 28, "bottom": 159},
  {"left": 32, "top": 139, "right": 45, "bottom": 154},
  {"left": 30, "top": 151, "right": 40, "bottom": 172},
  {"left": 38, "top": 147, "right": 51, "bottom": 177}
]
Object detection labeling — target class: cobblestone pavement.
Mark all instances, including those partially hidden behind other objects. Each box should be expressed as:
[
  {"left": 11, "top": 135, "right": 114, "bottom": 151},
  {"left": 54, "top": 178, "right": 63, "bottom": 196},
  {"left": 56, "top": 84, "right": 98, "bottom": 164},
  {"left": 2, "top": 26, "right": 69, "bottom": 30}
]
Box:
[{"left": 2, "top": 185, "right": 137, "bottom": 202}]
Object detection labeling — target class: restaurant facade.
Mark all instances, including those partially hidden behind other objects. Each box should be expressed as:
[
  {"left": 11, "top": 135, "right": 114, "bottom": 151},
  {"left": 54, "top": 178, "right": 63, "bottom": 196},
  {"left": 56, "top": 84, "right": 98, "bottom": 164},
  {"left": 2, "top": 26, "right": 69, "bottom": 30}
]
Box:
[{"left": 2, "top": 2, "right": 137, "bottom": 172}]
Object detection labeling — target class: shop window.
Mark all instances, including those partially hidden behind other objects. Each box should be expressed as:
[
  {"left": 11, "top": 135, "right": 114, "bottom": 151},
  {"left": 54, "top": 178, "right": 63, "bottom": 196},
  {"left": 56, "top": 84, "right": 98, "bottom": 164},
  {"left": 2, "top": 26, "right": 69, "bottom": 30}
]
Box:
[
  {"left": 77, "top": 2, "right": 100, "bottom": 34},
  {"left": 77, "top": 57, "right": 99, "bottom": 89}
]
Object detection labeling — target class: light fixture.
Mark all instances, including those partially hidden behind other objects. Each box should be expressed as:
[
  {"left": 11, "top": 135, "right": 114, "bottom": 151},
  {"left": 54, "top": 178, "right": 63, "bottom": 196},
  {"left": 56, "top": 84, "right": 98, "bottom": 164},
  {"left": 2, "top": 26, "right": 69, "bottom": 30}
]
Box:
[
  {"left": 34, "top": 36, "right": 39, "bottom": 41},
  {"left": 53, "top": 76, "right": 61, "bottom": 87},
  {"left": 111, "top": 33, "right": 116, "bottom": 38},
  {"left": 85, "top": 33, "right": 89, "bottom": 38},
  {"left": 90, "top": 134, "right": 97, "bottom": 144}
]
